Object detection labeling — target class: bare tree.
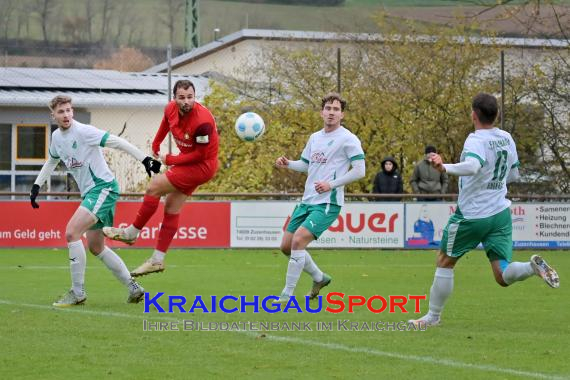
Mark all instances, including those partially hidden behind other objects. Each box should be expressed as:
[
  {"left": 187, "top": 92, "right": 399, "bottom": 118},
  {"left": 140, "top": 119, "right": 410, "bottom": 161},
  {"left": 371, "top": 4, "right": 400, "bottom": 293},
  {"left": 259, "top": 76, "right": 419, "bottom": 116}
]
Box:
[
  {"left": 465, "top": 0, "right": 569, "bottom": 41},
  {"left": 530, "top": 57, "right": 570, "bottom": 192},
  {"left": 85, "top": 0, "right": 95, "bottom": 43},
  {"left": 16, "top": 0, "right": 36, "bottom": 39},
  {"left": 470, "top": 0, "right": 570, "bottom": 192},
  {"left": 0, "top": 0, "right": 16, "bottom": 39},
  {"left": 100, "top": 0, "right": 115, "bottom": 43},
  {"left": 34, "top": 0, "right": 57, "bottom": 44},
  {"left": 113, "top": 0, "right": 130, "bottom": 44},
  {"left": 158, "top": 0, "right": 185, "bottom": 45}
]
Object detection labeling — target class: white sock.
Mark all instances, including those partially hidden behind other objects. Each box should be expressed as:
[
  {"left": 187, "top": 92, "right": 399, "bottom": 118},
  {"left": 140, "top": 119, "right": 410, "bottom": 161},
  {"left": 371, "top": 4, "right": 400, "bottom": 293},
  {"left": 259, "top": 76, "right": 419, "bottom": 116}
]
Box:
[
  {"left": 502, "top": 262, "right": 534, "bottom": 285},
  {"left": 150, "top": 250, "right": 166, "bottom": 263},
  {"left": 68, "top": 240, "right": 86, "bottom": 296},
  {"left": 97, "top": 246, "right": 132, "bottom": 286},
  {"left": 125, "top": 225, "right": 141, "bottom": 239},
  {"left": 303, "top": 250, "right": 323, "bottom": 282},
  {"left": 427, "top": 267, "right": 454, "bottom": 318},
  {"left": 282, "top": 250, "right": 306, "bottom": 296}
]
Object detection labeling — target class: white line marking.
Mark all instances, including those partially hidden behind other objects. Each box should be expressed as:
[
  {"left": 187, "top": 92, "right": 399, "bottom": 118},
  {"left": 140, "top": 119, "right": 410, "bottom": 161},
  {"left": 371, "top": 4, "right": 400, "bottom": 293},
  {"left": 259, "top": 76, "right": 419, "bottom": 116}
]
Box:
[
  {"left": 0, "top": 263, "right": 439, "bottom": 270},
  {"left": 0, "top": 299, "right": 566, "bottom": 380}
]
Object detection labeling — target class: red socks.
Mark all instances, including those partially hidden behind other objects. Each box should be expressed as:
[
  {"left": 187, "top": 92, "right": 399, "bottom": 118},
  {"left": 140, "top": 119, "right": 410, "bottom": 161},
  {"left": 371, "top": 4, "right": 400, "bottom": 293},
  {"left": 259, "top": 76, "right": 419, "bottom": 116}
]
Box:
[
  {"left": 156, "top": 213, "right": 180, "bottom": 253},
  {"left": 133, "top": 195, "right": 161, "bottom": 229},
  {"left": 133, "top": 195, "right": 180, "bottom": 253}
]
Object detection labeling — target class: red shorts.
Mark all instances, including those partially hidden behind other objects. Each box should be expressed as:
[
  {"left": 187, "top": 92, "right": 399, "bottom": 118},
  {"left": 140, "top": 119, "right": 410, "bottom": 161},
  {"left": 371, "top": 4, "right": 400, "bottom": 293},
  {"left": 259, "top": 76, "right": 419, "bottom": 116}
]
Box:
[{"left": 165, "top": 159, "right": 218, "bottom": 195}]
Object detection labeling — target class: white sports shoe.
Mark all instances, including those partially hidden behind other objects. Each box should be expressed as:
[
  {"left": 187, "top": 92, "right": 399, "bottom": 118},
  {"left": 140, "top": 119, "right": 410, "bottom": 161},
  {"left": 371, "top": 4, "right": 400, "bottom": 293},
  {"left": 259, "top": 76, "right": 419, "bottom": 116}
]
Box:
[
  {"left": 273, "top": 293, "right": 291, "bottom": 304},
  {"left": 127, "top": 281, "right": 145, "bottom": 303},
  {"left": 102, "top": 226, "right": 137, "bottom": 245},
  {"left": 408, "top": 314, "right": 441, "bottom": 328},
  {"left": 53, "top": 290, "right": 87, "bottom": 308},
  {"left": 530, "top": 255, "right": 560, "bottom": 288},
  {"left": 130, "top": 260, "right": 165, "bottom": 277}
]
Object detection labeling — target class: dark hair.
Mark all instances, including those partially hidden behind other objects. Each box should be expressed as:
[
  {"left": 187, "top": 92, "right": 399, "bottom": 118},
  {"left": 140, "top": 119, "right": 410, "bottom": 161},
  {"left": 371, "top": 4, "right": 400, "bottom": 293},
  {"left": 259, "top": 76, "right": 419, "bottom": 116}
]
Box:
[
  {"left": 425, "top": 145, "right": 437, "bottom": 154},
  {"left": 321, "top": 92, "right": 346, "bottom": 111},
  {"left": 472, "top": 93, "right": 498, "bottom": 125},
  {"left": 49, "top": 95, "right": 72, "bottom": 111},
  {"left": 173, "top": 80, "right": 195, "bottom": 97}
]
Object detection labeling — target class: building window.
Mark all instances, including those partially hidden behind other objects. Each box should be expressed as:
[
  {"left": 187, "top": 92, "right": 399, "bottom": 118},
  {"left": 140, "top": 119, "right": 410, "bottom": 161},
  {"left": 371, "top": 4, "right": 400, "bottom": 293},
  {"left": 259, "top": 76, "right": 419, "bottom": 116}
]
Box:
[
  {"left": 0, "top": 175, "right": 10, "bottom": 199},
  {"left": 0, "top": 124, "right": 11, "bottom": 170},
  {"left": 0, "top": 175, "right": 9, "bottom": 191},
  {"left": 15, "top": 174, "right": 37, "bottom": 193},
  {"left": 16, "top": 124, "right": 48, "bottom": 161}
]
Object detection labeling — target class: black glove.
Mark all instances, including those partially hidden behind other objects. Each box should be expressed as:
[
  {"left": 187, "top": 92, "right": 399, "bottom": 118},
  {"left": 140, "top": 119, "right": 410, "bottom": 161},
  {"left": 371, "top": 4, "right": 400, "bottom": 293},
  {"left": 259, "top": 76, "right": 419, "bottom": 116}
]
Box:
[
  {"left": 30, "top": 184, "right": 40, "bottom": 209},
  {"left": 151, "top": 158, "right": 162, "bottom": 173},
  {"left": 142, "top": 157, "right": 162, "bottom": 177}
]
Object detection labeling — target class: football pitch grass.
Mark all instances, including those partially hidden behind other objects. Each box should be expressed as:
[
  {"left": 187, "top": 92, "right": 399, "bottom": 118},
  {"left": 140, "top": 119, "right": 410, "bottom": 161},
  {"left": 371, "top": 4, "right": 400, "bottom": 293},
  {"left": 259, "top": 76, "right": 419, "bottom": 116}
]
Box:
[{"left": 0, "top": 249, "right": 568, "bottom": 380}]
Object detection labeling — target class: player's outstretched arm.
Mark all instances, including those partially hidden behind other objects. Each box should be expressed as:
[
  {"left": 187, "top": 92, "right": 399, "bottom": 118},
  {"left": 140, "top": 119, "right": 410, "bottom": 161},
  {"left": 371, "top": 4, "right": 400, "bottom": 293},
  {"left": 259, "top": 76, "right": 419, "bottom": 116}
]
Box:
[
  {"left": 276, "top": 156, "right": 307, "bottom": 171},
  {"left": 105, "top": 135, "right": 161, "bottom": 177},
  {"left": 439, "top": 156, "right": 481, "bottom": 177},
  {"left": 30, "top": 156, "right": 60, "bottom": 208},
  {"left": 279, "top": 156, "right": 309, "bottom": 173}
]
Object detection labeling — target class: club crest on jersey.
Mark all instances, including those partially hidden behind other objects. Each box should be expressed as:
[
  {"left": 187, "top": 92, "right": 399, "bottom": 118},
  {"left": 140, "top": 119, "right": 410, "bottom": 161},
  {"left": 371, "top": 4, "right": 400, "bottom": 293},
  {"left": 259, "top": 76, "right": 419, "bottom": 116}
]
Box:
[
  {"left": 66, "top": 157, "right": 83, "bottom": 169},
  {"left": 72, "top": 141, "right": 78, "bottom": 149},
  {"left": 311, "top": 152, "right": 327, "bottom": 164},
  {"left": 174, "top": 137, "right": 193, "bottom": 148},
  {"left": 184, "top": 133, "right": 190, "bottom": 140}
]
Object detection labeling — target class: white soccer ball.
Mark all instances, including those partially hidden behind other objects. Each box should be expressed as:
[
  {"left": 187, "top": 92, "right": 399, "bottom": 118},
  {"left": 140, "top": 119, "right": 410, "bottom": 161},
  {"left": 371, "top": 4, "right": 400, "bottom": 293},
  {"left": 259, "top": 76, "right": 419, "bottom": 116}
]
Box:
[{"left": 235, "top": 112, "right": 265, "bottom": 142}]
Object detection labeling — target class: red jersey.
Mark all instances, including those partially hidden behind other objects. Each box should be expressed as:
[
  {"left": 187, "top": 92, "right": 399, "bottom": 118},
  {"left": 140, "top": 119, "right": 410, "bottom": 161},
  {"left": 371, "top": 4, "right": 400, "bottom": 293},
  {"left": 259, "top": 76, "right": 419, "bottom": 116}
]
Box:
[{"left": 152, "top": 101, "right": 219, "bottom": 166}]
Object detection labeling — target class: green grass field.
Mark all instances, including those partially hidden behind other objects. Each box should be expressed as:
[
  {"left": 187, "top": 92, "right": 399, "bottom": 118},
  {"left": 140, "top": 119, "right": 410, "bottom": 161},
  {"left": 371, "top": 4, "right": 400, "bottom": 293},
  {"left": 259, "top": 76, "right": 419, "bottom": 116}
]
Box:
[{"left": 1, "top": 249, "right": 568, "bottom": 379}]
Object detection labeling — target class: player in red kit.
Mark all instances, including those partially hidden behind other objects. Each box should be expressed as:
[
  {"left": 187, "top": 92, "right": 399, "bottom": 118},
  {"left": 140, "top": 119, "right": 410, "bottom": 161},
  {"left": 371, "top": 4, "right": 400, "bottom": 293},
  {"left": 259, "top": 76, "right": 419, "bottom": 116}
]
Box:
[{"left": 103, "top": 80, "right": 219, "bottom": 276}]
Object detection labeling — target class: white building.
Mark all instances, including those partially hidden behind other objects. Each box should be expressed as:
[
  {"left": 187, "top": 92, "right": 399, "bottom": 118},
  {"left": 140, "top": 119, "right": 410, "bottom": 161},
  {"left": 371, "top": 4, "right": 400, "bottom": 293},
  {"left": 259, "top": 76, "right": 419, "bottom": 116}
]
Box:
[{"left": 146, "top": 28, "right": 569, "bottom": 78}]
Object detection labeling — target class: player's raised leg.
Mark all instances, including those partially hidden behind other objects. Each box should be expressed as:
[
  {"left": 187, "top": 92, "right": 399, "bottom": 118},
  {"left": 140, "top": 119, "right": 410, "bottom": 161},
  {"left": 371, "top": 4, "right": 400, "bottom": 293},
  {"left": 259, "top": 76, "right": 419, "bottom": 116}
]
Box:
[
  {"left": 499, "top": 256, "right": 559, "bottom": 288},
  {"left": 131, "top": 190, "right": 187, "bottom": 277},
  {"left": 103, "top": 173, "right": 176, "bottom": 244},
  {"left": 487, "top": 211, "right": 559, "bottom": 289}
]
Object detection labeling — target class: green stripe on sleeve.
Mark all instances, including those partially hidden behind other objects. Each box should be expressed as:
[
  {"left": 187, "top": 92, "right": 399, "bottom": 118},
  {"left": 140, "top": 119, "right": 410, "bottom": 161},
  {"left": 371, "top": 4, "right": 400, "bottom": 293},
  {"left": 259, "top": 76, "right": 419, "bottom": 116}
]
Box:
[
  {"left": 465, "top": 152, "right": 485, "bottom": 167},
  {"left": 350, "top": 154, "right": 365, "bottom": 161},
  {"left": 49, "top": 149, "right": 59, "bottom": 159},
  {"left": 301, "top": 157, "right": 309, "bottom": 164},
  {"left": 100, "top": 131, "right": 110, "bottom": 147},
  {"left": 511, "top": 160, "right": 520, "bottom": 168}
]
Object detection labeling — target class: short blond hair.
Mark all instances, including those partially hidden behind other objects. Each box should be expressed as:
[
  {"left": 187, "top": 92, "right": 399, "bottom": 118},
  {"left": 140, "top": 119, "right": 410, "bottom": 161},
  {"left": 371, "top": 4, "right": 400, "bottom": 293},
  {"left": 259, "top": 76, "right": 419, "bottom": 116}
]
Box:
[{"left": 49, "top": 95, "right": 72, "bottom": 111}]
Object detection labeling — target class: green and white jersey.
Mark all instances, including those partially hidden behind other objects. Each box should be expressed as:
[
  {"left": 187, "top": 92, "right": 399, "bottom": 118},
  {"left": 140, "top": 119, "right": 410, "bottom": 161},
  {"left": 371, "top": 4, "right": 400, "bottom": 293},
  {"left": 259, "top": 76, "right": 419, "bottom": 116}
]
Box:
[
  {"left": 300, "top": 126, "right": 364, "bottom": 206},
  {"left": 457, "top": 128, "right": 519, "bottom": 219},
  {"left": 49, "top": 120, "right": 114, "bottom": 196}
]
